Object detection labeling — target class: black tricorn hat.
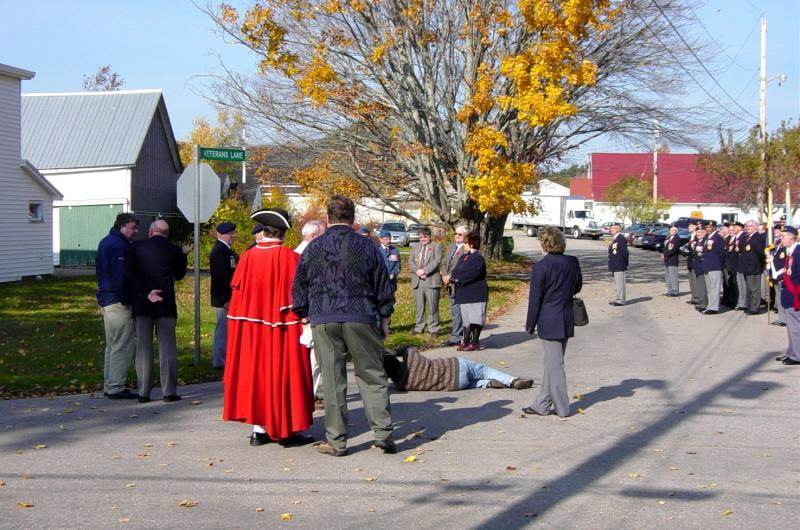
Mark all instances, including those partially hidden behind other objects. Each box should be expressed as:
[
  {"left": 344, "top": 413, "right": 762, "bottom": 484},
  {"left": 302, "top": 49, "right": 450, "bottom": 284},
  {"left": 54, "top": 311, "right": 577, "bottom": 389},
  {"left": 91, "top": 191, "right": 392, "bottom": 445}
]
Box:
[{"left": 250, "top": 208, "right": 291, "bottom": 230}]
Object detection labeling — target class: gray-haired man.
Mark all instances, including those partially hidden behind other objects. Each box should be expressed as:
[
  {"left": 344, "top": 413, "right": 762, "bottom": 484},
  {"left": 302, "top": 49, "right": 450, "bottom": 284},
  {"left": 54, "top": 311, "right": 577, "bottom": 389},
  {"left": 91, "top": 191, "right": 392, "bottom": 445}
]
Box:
[{"left": 442, "top": 226, "right": 468, "bottom": 345}]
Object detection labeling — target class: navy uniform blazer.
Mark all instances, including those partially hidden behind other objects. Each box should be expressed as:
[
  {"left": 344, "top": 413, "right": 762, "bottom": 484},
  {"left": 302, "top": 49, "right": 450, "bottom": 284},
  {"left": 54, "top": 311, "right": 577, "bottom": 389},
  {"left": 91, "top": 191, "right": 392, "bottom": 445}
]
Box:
[
  {"left": 770, "top": 243, "right": 786, "bottom": 280},
  {"left": 692, "top": 234, "right": 707, "bottom": 275},
  {"left": 739, "top": 232, "right": 766, "bottom": 275},
  {"left": 451, "top": 251, "right": 488, "bottom": 304},
  {"left": 381, "top": 244, "right": 401, "bottom": 281},
  {"left": 686, "top": 233, "right": 696, "bottom": 271},
  {"left": 778, "top": 245, "right": 800, "bottom": 309},
  {"left": 662, "top": 234, "right": 680, "bottom": 266},
  {"left": 702, "top": 232, "right": 725, "bottom": 272},
  {"left": 525, "top": 253, "right": 582, "bottom": 340},
  {"left": 608, "top": 233, "right": 628, "bottom": 272},
  {"left": 725, "top": 234, "right": 738, "bottom": 272},
  {"left": 209, "top": 239, "right": 238, "bottom": 307},
  {"left": 126, "top": 236, "right": 188, "bottom": 319}
]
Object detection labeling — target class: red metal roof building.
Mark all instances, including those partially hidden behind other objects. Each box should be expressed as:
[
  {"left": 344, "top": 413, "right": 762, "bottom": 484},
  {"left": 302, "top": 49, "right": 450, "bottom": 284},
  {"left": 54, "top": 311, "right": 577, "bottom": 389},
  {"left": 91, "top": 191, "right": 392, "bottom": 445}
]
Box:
[{"left": 587, "top": 152, "right": 723, "bottom": 203}]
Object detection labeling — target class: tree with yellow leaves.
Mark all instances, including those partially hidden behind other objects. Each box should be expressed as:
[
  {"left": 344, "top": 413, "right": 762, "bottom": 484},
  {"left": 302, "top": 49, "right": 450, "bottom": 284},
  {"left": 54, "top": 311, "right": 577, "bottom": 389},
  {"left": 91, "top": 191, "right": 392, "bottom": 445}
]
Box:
[{"left": 204, "top": 0, "right": 714, "bottom": 257}]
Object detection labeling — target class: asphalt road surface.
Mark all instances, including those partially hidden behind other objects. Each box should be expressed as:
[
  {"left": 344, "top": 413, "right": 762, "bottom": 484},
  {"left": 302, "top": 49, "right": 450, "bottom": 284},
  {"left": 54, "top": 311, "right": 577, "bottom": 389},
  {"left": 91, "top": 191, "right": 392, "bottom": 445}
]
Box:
[{"left": 2, "top": 233, "right": 798, "bottom": 529}]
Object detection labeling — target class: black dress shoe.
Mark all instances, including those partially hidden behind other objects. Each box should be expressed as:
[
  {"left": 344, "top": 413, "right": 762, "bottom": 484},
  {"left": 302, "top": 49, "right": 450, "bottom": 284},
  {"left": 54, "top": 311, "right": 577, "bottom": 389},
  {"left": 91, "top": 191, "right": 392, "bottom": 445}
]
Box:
[
  {"left": 782, "top": 358, "right": 800, "bottom": 365},
  {"left": 771, "top": 321, "right": 787, "bottom": 326},
  {"left": 138, "top": 396, "right": 151, "bottom": 403},
  {"left": 745, "top": 310, "right": 760, "bottom": 315},
  {"left": 107, "top": 389, "right": 139, "bottom": 400},
  {"left": 775, "top": 355, "right": 787, "bottom": 362},
  {"left": 703, "top": 309, "right": 719, "bottom": 315},
  {"left": 372, "top": 439, "right": 397, "bottom": 454},
  {"left": 278, "top": 433, "right": 315, "bottom": 447},
  {"left": 695, "top": 306, "right": 707, "bottom": 312},
  {"left": 522, "top": 406, "right": 549, "bottom": 416},
  {"left": 734, "top": 306, "right": 746, "bottom": 311},
  {"left": 686, "top": 301, "right": 696, "bottom": 305},
  {"left": 250, "top": 432, "right": 273, "bottom": 446},
  {"left": 162, "top": 395, "right": 182, "bottom": 402}
]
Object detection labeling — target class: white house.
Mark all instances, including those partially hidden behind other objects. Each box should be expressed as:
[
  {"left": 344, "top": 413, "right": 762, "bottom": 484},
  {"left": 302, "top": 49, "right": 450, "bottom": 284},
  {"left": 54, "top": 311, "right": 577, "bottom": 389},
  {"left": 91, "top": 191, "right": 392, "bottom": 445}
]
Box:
[
  {"left": 21, "top": 89, "right": 182, "bottom": 266},
  {"left": 0, "top": 63, "right": 62, "bottom": 282}
]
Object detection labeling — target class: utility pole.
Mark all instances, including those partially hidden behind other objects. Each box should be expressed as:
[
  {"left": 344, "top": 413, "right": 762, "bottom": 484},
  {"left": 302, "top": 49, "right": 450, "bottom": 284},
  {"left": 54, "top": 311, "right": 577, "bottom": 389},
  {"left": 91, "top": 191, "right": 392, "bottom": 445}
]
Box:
[
  {"left": 652, "top": 121, "right": 660, "bottom": 205},
  {"left": 759, "top": 15, "right": 772, "bottom": 241},
  {"left": 241, "top": 129, "right": 247, "bottom": 185}
]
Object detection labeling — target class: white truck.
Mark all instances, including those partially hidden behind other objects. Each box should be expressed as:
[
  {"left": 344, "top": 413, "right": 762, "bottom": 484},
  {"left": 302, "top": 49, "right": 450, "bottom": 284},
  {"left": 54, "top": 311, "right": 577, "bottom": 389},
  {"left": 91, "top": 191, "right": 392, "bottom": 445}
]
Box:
[{"left": 510, "top": 181, "right": 603, "bottom": 239}]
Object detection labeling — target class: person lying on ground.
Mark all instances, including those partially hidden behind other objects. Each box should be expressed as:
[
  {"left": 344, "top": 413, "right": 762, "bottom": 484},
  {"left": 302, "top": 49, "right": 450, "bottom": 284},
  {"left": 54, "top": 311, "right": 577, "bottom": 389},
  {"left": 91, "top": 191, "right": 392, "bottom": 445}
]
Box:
[{"left": 384, "top": 346, "right": 533, "bottom": 391}]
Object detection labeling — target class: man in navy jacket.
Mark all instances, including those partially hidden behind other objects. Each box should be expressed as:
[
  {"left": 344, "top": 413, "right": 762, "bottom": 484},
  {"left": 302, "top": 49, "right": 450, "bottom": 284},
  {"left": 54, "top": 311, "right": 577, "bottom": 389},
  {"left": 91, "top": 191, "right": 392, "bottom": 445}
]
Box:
[
  {"left": 96, "top": 213, "right": 140, "bottom": 399},
  {"left": 209, "top": 221, "right": 238, "bottom": 369},
  {"left": 701, "top": 222, "right": 726, "bottom": 314},
  {"left": 608, "top": 223, "right": 628, "bottom": 306}
]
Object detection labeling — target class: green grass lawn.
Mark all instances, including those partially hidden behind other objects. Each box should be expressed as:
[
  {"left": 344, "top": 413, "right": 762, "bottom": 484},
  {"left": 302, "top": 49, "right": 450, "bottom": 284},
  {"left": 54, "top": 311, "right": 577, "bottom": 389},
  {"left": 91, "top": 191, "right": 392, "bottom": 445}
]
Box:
[{"left": 0, "top": 262, "right": 529, "bottom": 398}]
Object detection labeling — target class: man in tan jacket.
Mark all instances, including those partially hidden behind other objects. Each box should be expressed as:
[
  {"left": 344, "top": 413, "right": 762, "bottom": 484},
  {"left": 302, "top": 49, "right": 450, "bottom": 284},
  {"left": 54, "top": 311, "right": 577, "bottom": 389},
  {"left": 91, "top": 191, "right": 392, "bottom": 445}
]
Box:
[{"left": 409, "top": 227, "right": 442, "bottom": 334}]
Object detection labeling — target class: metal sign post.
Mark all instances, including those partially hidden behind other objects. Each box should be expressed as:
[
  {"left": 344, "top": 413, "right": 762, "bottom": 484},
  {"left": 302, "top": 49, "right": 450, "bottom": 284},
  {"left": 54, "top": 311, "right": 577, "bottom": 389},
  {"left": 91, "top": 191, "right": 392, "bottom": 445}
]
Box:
[{"left": 193, "top": 145, "right": 201, "bottom": 365}]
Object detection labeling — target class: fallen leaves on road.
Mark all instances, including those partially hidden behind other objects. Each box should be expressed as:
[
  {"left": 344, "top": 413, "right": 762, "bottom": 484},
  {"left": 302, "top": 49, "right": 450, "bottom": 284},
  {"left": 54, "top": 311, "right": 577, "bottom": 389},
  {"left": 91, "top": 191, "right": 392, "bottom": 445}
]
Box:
[
  {"left": 573, "top": 393, "right": 583, "bottom": 400},
  {"left": 167, "top": 442, "right": 177, "bottom": 447},
  {"left": 628, "top": 473, "right": 641, "bottom": 478},
  {"left": 138, "top": 453, "right": 151, "bottom": 458},
  {"left": 577, "top": 408, "right": 585, "bottom": 415},
  {"left": 280, "top": 513, "right": 293, "bottom": 521},
  {"left": 34, "top": 444, "right": 47, "bottom": 450},
  {"left": 118, "top": 517, "right": 131, "bottom": 523},
  {"left": 0, "top": 480, "right": 5, "bottom": 487},
  {"left": 125, "top": 483, "right": 136, "bottom": 488},
  {"left": 178, "top": 499, "right": 199, "bottom": 508},
  {"left": 498, "top": 361, "right": 507, "bottom": 367},
  {"left": 291, "top": 500, "right": 302, "bottom": 505},
  {"left": 365, "top": 477, "right": 377, "bottom": 482},
  {"left": 191, "top": 401, "right": 203, "bottom": 406},
  {"left": 144, "top": 443, "right": 152, "bottom": 448},
  {"left": 404, "top": 455, "right": 417, "bottom": 463},
  {"left": 352, "top": 468, "right": 363, "bottom": 472},
  {"left": 506, "top": 466, "right": 517, "bottom": 472},
  {"left": 17, "top": 502, "right": 34, "bottom": 508},
  {"left": 722, "top": 509, "right": 733, "bottom": 516},
  {"left": 523, "top": 512, "right": 537, "bottom": 518},
  {"left": 256, "top": 508, "right": 264, "bottom": 512}
]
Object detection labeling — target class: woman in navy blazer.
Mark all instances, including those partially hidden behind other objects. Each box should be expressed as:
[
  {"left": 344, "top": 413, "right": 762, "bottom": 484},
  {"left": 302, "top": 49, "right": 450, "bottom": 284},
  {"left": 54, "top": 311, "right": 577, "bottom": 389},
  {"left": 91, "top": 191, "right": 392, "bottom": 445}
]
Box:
[
  {"left": 524, "top": 227, "right": 582, "bottom": 417},
  {"left": 451, "top": 231, "right": 489, "bottom": 351}
]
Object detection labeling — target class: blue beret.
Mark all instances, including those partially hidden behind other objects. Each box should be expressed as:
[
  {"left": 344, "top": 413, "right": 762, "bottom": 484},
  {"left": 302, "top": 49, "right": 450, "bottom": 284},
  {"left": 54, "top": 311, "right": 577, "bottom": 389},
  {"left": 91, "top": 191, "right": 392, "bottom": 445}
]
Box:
[
  {"left": 358, "top": 226, "right": 370, "bottom": 234},
  {"left": 784, "top": 226, "right": 798, "bottom": 235},
  {"left": 216, "top": 222, "right": 236, "bottom": 234},
  {"left": 379, "top": 230, "right": 391, "bottom": 238}
]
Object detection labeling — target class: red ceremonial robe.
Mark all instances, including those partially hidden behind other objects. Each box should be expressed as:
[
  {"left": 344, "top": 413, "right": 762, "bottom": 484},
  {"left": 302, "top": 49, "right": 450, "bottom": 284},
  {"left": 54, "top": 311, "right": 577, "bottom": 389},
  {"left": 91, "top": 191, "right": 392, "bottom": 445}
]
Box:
[{"left": 222, "top": 240, "right": 313, "bottom": 439}]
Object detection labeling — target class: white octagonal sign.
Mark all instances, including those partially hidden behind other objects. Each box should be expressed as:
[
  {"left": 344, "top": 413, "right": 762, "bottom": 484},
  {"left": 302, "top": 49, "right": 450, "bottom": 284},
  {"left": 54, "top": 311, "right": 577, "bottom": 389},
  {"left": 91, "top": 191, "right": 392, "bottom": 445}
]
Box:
[{"left": 177, "top": 162, "right": 221, "bottom": 223}]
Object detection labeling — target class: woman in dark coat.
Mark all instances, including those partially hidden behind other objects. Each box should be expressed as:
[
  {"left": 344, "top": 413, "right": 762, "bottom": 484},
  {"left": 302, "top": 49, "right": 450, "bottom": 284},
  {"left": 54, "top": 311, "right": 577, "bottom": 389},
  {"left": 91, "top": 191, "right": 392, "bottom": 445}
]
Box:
[
  {"left": 450, "top": 231, "right": 489, "bottom": 351},
  {"left": 524, "top": 227, "right": 583, "bottom": 417}
]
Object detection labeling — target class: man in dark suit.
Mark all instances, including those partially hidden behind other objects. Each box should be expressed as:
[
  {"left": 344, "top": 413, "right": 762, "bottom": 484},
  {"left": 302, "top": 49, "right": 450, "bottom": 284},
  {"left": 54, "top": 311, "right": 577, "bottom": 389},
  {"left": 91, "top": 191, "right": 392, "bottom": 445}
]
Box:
[
  {"left": 662, "top": 225, "right": 680, "bottom": 296},
  {"left": 441, "top": 226, "right": 468, "bottom": 346},
  {"left": 686, "top": 221, "right": 699, "bottom": 305},
  {"left": 691, "top": 224, "right": 708, "bottom": 311},
  {"left": 409, "top": 227, "right": 443, "bottom": 334},
  {"left": 126, "top": 220, "right": 190, "bottom": 403},
  {"left": 701, "top": 222, "right": 725, "bottom": 314},
  {"left": 210, "top": 221, "right": 238, "bottom": 370},
  {"left": 608, "top": 223, "right": 628, "bottom": 306},
  {"left": 740, "top": 220, "right": 766, "bottom": 314}
]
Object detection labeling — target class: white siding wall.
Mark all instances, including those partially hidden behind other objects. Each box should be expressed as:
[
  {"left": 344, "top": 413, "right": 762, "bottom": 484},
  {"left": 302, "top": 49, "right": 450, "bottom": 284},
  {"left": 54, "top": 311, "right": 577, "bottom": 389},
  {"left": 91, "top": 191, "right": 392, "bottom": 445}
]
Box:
[
  {"left": 45, "top": 167, "right": 131, "bottom": 206},
  {"left": 0, "top": 74, "right": 56, "bottom": 282}
]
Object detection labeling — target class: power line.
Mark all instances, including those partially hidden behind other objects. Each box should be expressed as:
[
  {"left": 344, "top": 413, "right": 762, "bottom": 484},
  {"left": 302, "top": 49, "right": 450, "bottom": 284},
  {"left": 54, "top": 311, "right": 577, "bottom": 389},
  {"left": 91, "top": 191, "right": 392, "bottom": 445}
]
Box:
[
  {"left": 688, "top": 7, "right": 758, "bottom": 74},
  {"left": 648, "top": 0, "right": 760, "bottom": 122},
  {"left": 630, "top": 5, "right": 756, "bottom": 124}
]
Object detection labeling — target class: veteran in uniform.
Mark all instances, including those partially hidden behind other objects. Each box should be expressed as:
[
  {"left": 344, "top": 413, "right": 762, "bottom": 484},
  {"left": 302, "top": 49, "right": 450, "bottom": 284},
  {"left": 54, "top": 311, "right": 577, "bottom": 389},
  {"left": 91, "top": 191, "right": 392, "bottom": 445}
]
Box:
[
  {"left": 740, "top": 220, "right": 766, "bottom": 314},
  {"left": 770, "top": 226, "right": 800, "bottom": 365},
  {"left": 209, "top": 221, "right": 238, "bottom": 370},
  {"left": 701, "top": 222, "right": 725, "bottom": 314},
  {"left": 686, "top": 221, "right": 699, "bottom": 305},
  {"left": 768, "top": 229, "right": 787, "bottom": 326},
  {"left": 608, "top": 223, "right": 628, "bottom": 306},
  {"left": 662, "top": 225, "right": 680, "bottom": 296},
  {"left": 691, "top": 223, "right": 708, "bottom": 311}
]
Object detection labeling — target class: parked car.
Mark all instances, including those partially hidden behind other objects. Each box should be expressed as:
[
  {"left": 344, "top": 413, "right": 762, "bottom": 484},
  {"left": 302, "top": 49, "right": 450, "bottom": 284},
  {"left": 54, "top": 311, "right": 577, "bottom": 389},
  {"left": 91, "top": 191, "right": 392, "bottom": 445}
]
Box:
[
  {"left": 407, "top": 223, "right": 426, "bottom": 243},
  {"left": 624, "top": 225, "right": 651, "bottom": 246},
  {"left": 599, "top": 221, "right": 623, "bottom": 239},
  {"left": 378, "top": 221, "right": 410, "bottom": 247},
  {"left": 640, "top": 227, "right": 669, "bottom": 250},
  {"left": 673, "top": 217, "right": 716, "bottom": 229}
]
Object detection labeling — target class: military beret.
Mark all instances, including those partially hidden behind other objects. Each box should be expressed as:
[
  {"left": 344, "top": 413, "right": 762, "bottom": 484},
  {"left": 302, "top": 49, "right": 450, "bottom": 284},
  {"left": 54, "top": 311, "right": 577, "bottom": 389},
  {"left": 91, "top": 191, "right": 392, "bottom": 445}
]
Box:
[
  {"left": 379, "top": 230, "right": 391, "bottom": 238},
  {"left": 784, "top": 226, "right": 798, "bottom": 235},
  {"left": 358, "top": 226, "right": 370, "bottom": 234},
  {"left": 251, "top": 223, "right": 264, "bottom": 234},
  {"left": 216, "top": 221, "right": 236, "bottom": 234},
  {"left": 250, "top": 208, "right": 291, "bottom": 230},
  {"left": 734, "top": 221, "right": 744, "bottom": 227}
]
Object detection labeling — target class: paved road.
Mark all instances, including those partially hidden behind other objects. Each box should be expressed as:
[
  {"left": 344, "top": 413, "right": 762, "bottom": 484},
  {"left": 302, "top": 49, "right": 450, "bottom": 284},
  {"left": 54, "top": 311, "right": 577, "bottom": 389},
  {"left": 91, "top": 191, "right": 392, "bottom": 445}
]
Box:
[{"left": 2, "top": 234, "right": 798, "bottom": 529}]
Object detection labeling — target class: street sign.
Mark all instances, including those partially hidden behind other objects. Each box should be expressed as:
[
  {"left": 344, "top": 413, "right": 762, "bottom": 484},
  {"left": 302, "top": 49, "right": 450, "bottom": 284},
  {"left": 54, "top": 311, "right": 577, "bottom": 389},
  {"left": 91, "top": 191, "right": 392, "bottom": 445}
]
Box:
[
  {"left": 176, "top": 162, "right": 221, "bottom": 223},
  {"left": 199, "top": 147, "right": 246, "bottom": 162}
]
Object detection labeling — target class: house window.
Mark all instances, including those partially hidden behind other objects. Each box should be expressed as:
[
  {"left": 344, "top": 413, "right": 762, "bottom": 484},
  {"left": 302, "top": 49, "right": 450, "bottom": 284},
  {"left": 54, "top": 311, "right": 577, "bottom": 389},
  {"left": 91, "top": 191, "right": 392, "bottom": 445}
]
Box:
[{"left": 29, "top": 202, "right": 44, "bottom": 222}]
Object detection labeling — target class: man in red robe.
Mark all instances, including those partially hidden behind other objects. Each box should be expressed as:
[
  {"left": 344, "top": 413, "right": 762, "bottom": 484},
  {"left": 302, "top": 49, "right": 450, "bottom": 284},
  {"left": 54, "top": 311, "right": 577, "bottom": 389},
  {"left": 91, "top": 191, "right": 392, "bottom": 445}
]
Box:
[{"left": 222, "top": 208, "right": 314, "bottom": 446}]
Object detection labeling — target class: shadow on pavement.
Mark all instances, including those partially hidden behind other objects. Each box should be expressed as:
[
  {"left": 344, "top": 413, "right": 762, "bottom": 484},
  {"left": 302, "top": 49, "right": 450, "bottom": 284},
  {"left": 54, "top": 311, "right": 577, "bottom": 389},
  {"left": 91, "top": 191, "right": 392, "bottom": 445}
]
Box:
[
  {"left": 574, "top": 379, "right": 665, "bottom": 413},
  {"left": 472, "top": 351, "right": 782, "bottom": 528}
]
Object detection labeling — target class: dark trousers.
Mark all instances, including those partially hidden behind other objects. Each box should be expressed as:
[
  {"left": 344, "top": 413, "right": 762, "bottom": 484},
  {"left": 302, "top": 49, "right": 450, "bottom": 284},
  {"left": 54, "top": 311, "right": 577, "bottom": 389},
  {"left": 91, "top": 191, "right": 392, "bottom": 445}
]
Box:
[
  {"left": 312, "top": 322, "right": 393, "bottom": 450},
  {"left": 744, "top": 274, "right": 762, "bottom": 312},
  {"left": 688, "top": 268, "right": 698, "bottom": 303},
  {"left": 694, "top": 271, "right": 708, "bottom": 309},
  {"left": 723, "top": 270, "right": 738, "bottom": 308}
]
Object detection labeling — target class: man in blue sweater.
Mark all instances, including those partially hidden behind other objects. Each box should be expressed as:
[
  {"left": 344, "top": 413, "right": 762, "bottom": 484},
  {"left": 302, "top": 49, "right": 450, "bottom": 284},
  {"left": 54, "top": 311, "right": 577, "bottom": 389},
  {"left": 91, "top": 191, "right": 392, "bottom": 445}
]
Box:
[
  {"left": 292, "top": 195, "right": 396, "bottom": 457},
  {"left": 95, "top": 213, "right": 140, "bottom": 399}
]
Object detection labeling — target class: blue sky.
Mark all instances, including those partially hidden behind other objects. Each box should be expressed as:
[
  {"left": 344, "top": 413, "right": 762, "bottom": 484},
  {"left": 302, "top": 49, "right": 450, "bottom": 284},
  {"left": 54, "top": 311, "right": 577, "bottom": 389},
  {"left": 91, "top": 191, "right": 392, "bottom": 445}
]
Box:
[{"left": 2, "top": 0, "right": 797, "bottom": 158}]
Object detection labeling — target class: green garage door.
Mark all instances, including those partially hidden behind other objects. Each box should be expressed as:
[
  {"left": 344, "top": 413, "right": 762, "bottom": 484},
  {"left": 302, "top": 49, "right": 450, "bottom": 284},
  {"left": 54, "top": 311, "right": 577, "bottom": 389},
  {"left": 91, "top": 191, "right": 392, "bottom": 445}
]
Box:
[{"left": 58, "top": 204, "right": 124, "bottom": 266}]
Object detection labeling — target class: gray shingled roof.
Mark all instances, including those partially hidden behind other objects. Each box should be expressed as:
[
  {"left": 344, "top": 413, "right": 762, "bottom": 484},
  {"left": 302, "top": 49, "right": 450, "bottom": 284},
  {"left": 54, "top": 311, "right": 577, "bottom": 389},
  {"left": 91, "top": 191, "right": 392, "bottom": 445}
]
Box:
[{"left": 21, "top": 90, "right": 164, "bottom": 170}]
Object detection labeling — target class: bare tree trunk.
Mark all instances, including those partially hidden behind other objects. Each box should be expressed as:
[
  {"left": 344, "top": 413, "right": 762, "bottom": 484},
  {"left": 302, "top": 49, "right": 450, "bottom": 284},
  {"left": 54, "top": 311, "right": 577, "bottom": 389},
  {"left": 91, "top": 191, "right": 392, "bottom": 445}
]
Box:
[{"left": 478, "top": 213, "right": 509, "bottom": 260}]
